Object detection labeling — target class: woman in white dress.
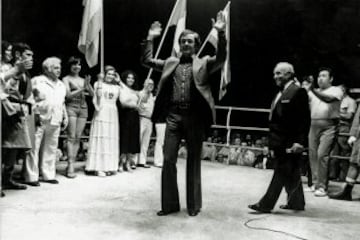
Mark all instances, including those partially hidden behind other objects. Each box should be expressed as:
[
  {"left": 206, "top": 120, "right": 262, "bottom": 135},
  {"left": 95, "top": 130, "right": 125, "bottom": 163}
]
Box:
[{"left": 86, "top": 66, "right": 121, "bottom": 177}]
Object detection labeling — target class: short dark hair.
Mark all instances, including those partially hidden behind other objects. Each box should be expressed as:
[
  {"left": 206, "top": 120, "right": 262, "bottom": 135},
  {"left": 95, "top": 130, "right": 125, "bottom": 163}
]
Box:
[
  {"left": 318, "top": 67, "right": 333, "bottom": 78},
  {"left": 178, "top": 29, "right": 202, "bottom": 52},
  {"left": 67, "top": 56, "right": 81, "bottom": 72},
  {"left": 12, "top": 42, "right": 32, "bottom": 56}
]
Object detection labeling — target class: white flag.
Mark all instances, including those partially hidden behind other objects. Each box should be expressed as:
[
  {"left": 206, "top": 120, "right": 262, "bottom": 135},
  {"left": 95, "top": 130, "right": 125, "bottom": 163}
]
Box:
[
  {"left": 168, "top": 0, "right": 187, "bottom": 56},
  {"left": 78, "top": 0, "right": 102, "bottom": 68},
  {"left": 207, "top": 2, "right": 231, "bottom": 100}
]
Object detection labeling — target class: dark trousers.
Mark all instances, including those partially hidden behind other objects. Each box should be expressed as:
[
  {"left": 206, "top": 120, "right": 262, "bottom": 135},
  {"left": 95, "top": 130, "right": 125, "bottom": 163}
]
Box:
[
  {"left": 259, "top": 151, "right": 305, "bottom": 210},
  {"left": 2, "top": 149, "right": 18, "bottom": 184},
  {"left": 161, "top": 110, "right": 205, "bottom": 212}
]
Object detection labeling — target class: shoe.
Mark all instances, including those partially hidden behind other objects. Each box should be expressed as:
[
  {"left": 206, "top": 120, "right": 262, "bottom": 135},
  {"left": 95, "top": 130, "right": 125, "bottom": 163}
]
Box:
[
  {"left": 279, "top": 204, "right": 304, "bottom": 211},
  {"left": 22, "top": 181, "right": 41, "bottom": 187},
  {"left": 65, "top": 172, "right": 77, "bottom": 179},
  {"left": 137, "top": 164, "right": 150, "bottom": 168},
  {"left": 118, "top": 165, "right": 124, "bottom": 172},
  {"left": 304, "top": 185, "right": 315, "bottom": 192},
  {"left": 106, "top": 171, "right": 117, "bottom": 176},
  {"left": 96, "top": 171, "right": 106, "bottom": 177},
  {"left": 3, "top": 181, "right": 27, "bottom": 190},
  {"left": 329, "top": 184, "right": 353, "bottom": 201},
  {"left": 188, "top": 209, "right": 200, "bottom": 217},
  {"left": 130, "top": 164, "right": 137, "bottom": 170},
  {"left": 314, "top": 188, "right": 327, "bottom": 197},
  {"left": 248, "top": 203, "right": 271, "bottom": 213},
  {"left": 1, "top": 191, "right": 5, "bottom": 197},
  {"left": 41, "top": 179, "right": 59, "bottom": 184},
  {"left": 156, "top": 209, "right": 180, "bottom": 216}
]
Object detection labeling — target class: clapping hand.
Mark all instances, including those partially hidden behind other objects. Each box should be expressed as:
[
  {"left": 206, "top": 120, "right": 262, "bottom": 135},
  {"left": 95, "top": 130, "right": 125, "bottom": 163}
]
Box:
[
  {"left": 288, "top": 143, "right": 304, "bottom": 154},
  {"left": 15, "top": 58, "right": 33, "bottom": 73},
  {"left": 212, "top": 11, "right": 226, "bottom": 32},
  {"left": 348, "top": 136, "right": 357, "bottom": 146},
  {"left": 147, "top": 21, "right": 162, "bottom": 40}
]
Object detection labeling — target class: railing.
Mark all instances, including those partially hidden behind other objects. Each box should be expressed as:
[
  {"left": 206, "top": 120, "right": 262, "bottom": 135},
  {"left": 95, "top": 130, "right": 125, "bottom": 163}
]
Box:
[
  {"left": 57, "top": 105, "right": 352, "bottom": 162},
  {"left": 211, "top": 106, "right": 270, "bottom": 147}
]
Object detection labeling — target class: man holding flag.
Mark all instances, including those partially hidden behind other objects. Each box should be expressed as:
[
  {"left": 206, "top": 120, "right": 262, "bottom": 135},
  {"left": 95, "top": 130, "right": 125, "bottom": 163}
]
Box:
[{"left": 141, "top": 11, "right": 227, "bottom": 217}]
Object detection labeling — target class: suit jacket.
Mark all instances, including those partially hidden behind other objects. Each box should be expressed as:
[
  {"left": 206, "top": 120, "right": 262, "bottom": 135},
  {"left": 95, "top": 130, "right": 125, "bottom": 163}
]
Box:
[
  {"left": 269, "top": 82, "right": 310, "bottom": 151},
  {"left": 141, "top": 31, "right": 227, "bottom": 124}
]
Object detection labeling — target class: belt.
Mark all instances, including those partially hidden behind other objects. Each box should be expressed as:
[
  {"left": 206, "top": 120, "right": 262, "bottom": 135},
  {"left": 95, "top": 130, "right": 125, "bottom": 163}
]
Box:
[
  {"left": 171, "top": 102, "right": 191, "bottom": 110},
  {"left": 139, "top": 115, "right": 151, "bottom": 120}
]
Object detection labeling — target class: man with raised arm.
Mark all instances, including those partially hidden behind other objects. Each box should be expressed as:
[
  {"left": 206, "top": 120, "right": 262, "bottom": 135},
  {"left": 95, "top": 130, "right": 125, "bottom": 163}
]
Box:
[{"left": 141, "top": 11, "right": 227, "bottom": 217}]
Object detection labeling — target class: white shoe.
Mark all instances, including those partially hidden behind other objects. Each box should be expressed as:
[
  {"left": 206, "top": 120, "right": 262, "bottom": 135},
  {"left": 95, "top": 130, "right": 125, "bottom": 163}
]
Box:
[
  {"left": 314, "top": 188, "right": 327, "bottom": 197},
  {"left": 304, "top": 185, "right": 315, "bottom": 192},
  {"left": 96, "top": 171, "right": 106, "bottom": 177}
]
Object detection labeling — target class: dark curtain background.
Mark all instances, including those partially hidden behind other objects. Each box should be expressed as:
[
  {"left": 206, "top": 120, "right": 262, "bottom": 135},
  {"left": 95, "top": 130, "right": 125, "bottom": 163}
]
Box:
[{"left": 3, "top": 0, "right": 360, "bottom": 128}]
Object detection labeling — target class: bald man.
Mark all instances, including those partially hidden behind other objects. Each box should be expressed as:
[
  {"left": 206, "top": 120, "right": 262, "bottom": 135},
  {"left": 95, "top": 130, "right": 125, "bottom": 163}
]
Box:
[{"left": 249, "top": 62, "right": 310, "bottom": 213}]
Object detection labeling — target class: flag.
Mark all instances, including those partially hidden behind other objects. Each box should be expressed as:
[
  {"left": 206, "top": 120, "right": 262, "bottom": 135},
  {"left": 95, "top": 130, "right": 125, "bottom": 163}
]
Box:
[
  {"left": 169, "top": 0, "right": 187, "bottom": 56},
  {"left": 207, "top": 2, "right": 231, "bottom": 100},
  {"left": 78, "top": 0, "right": 102, "bottom": 68}
]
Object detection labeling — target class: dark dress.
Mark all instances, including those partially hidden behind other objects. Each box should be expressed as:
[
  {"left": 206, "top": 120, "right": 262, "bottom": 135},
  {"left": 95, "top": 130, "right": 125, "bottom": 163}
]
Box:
[{"left": 119, "top": 106, "right": 140, "bottom": 154}]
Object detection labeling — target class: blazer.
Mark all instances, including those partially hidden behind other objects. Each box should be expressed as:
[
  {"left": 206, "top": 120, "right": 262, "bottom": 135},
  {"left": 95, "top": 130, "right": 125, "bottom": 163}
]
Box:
[
  {"left": 268, "top": 82, "right": 311, "bottom": 151},
  {"left": 141, "top": 31, "right": 227, "bottom": 124}
]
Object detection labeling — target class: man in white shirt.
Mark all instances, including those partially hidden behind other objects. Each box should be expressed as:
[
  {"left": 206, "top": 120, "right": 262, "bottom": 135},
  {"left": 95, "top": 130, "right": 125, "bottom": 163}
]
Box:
[
  {"left": 23, "top": 57, "right": 68, "bottom": 185},
  {"left": 138, "top": 78, "right": 155, "bottom": 168},
  {"left": 305, "top": 67, "right": 344, "bottom": 197},
  {"left": 329, "top": 85, "right": 356, "bottom": 181}
]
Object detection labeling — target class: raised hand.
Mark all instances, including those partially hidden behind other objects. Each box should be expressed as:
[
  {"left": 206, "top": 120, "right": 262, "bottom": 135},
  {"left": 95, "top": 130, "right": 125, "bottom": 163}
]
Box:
[
  {"left": 15, "top": 58, "right": 33, "bottom": 73},
  {"left": 211, "top": 11, "right": 226, "bottom": 32},
  {"left": 147, "top": 21, "right": 162, "bottom": 40}
]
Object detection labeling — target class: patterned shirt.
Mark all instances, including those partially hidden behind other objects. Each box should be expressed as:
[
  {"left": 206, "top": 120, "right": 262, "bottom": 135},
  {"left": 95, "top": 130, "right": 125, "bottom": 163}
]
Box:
[{"left": 171, "top": 63, "right": 193, "bottom": 104}]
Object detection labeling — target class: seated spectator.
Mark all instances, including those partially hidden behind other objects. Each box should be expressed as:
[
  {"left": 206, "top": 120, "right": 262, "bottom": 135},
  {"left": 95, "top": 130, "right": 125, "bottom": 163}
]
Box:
[
  {"left": 237, "top": 142, "right": 256, "bottom": 166},
  {"left": 228, "top": 137, "right": 241, "bottom": 165},
  {"left": 178, "top": 139, "right": 187, "bottom": 159},
  {"left": 329, "top": 85, "right": 356, "bottom": 181},
  {"left": 202, "top": 137, "right": 217, "bottom": 162},
  {"left": 245, "top": 134, "right": 253, "bottom": 146}
]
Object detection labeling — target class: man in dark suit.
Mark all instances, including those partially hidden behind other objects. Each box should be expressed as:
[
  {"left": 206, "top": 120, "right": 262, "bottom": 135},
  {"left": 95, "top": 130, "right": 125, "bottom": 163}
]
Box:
[
  {"left": 248, "top": 62, "right": 311, "bottom": 213},
  {"left": 141, "top": 12, "right": 227, "bottom": 217}
]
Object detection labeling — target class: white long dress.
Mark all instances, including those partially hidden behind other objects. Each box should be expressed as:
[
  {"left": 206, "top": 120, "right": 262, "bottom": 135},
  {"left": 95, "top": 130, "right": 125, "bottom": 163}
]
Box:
[{"left": 86, "top": 82, "right": 120, "bottom": 172}]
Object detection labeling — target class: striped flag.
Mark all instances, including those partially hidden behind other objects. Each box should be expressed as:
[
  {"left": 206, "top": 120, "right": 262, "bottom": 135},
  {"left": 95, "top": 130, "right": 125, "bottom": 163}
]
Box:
[
  {"left": 169, "top": 0, "right": 187, "bottom": 56},
  {"left": 207, "top": 2, "right": 231, "bottom": 100},
  {"left": 78, "top": 0, "right": 102, "bottom": 68}
]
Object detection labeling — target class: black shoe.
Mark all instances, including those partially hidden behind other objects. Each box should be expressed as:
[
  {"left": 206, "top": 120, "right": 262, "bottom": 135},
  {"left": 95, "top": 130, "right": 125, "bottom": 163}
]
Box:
[
  {"left": 41, "top": 179, "right": 59, "bottom": 184},
  {"left": 248, "top": 203, "right": 271, "bottom": 213},
  {"left": 137, "top": 164, "right": 150, "bottom": 168},
  {"left": 23, "top": 181, "right": 41, "bottom": 187},
  {"left": 156, "top": 209, "right": 180, "bottom": 216},
  {"left": 188, "top": 209, "right": 200, "bottom": 217},
  {"left": 279, "top": 204, "right": 304, "bottom": 211},
  {"left": 3, "top": 181, "right": 27, "bottom": 190},
  {"left": 130, "top": 164, "right": 137, "bottom": 170},
  {"left": 1, "top": 191, "right": 5, "bottom": 197},
  {"left": 329, "top": 184, "right": 353, "bottom": 201}
]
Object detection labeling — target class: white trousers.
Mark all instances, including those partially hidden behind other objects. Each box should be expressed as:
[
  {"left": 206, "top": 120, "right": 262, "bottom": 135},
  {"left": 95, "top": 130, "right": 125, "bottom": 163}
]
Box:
[
  {"left": 24, "top": 122, "right": 60, "bottom": 182},
  {"left": 154, "top": 123, "right": 166, "bottom": 166},
  {"left": 139, "top": 117, "right": 153, "bottom": 165}
]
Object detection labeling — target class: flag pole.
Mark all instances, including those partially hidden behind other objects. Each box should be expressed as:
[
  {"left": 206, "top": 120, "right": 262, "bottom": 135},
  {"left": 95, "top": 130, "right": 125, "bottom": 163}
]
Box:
[
  {"left": 146, "top": 0, "right": 180, "bottom": 80},
  {"left": 100, "top": 0, "right": 104, "bottom": 74},
  {"left": 0, "top": 0, "right": 3, "bottom": 197},
  {"left": 196, "top": 32, "right": 211, "bottom": 57}
]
